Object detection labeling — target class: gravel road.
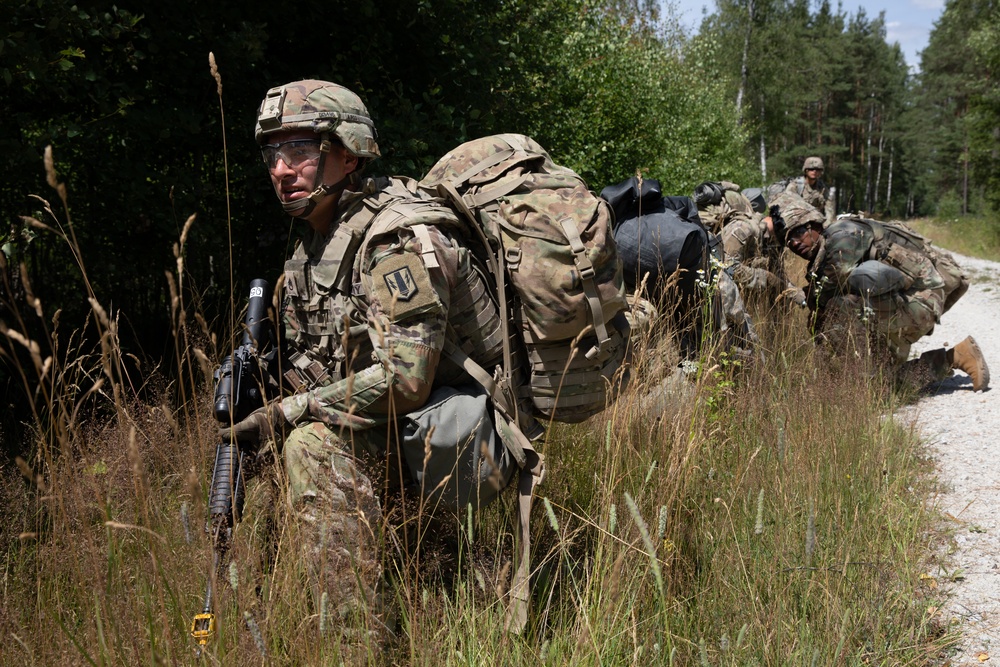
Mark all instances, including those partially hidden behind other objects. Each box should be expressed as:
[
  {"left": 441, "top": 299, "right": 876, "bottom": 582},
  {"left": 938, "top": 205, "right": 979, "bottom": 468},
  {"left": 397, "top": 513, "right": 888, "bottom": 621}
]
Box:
[{"left": 898, "top": 250, "right": 1000, "bottom": 664}]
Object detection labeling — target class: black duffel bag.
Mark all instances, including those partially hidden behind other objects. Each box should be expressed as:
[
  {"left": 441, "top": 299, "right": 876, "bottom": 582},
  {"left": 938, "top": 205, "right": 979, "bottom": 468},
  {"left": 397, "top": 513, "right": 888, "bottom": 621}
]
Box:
[{"left": 600, "top": 176, "right": 710, "bottom": 302}]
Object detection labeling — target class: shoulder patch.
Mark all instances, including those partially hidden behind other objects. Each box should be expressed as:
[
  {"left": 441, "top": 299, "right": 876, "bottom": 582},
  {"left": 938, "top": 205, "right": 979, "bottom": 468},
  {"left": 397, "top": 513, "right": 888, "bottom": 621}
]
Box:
[{"left": 369, "top": 252, "right": 442, "bottom": 322}]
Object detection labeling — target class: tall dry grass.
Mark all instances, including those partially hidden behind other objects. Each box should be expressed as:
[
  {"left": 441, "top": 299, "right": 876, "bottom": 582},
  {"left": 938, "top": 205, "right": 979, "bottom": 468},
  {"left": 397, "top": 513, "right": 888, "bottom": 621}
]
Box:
[
  {"left": 0, "top": 158, "right": 953, "bottom": 665},
  {"left": 908, "top": 216, "right": 1000, "bottom": 264}
]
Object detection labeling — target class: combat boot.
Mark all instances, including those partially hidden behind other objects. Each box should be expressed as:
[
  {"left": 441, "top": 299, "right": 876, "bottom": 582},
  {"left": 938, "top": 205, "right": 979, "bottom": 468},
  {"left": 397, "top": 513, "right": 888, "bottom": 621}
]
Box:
[{"left": 947, "top": 336, "right": 990, "bottom": 391}]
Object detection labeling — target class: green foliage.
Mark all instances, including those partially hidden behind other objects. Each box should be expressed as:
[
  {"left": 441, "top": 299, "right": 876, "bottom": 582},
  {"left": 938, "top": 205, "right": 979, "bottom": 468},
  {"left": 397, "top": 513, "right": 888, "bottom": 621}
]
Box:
[
  {"left": 696, "top": 0, "right": 913, "bottom": 215},
  {"left": 494, "top": 0, "right": 753, "bottom": 192},
  {"left": 909, "top": 215, "right": 1000, "bottom": 263},
  {"left": 2, "top": 0, "right": 749, "bottom": 380}
]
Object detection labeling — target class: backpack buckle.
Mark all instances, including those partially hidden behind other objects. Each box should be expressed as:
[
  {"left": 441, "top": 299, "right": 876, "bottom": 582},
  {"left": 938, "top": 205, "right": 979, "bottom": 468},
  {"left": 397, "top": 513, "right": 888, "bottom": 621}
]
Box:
[{"left": 505, "top": 246, "right": 522, "bottom": 270}]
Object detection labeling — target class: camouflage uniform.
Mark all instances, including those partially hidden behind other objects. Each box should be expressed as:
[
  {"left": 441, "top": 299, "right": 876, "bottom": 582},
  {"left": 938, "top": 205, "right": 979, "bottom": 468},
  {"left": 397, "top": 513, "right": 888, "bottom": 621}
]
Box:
[
  {"left": 276, "top": 175, "right": 505, "bottom": 625},
  {"left": 785, "top": 177, "right": 835, "bottom": 227},
  {"left": 695, "top": 181, "right": 756, "bottom": 234},
  {"left": 804, "top": 215, "right": 967, "bottom": 384},
  {"left": 249, "top": 81, "right": 506, "bottom": 637},
  {"left": 721, "top": 211, "right": 790, "bottom": 302}
]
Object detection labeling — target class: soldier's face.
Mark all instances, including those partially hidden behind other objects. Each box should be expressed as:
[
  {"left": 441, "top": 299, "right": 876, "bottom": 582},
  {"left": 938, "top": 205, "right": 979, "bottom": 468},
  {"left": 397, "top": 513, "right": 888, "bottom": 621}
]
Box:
[
  {"left": 786, "top": 224, "right": 822, "bottom": 259},
  {"left": 805, "top": 167, "right": 822, "bottom": 184},
  {"left": 264, "top": 130, "right": 358, "bottom": 222}
]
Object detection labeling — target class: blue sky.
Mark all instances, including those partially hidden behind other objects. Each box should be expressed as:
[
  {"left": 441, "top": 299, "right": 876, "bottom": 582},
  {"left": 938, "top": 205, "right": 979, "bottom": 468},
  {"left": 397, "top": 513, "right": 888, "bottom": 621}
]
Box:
[{"left": 667, "top": 0, "right": 947, "bottom": 71}]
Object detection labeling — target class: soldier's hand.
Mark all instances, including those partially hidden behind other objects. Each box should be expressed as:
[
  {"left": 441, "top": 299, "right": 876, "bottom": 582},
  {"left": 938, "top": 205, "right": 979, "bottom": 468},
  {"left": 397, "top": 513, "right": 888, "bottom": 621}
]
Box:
[
  {"left": 219, "top": 401, "right": 288, "bottom": 447},
  {"left": 778, "top": 286, "right": 808, "bottom": 308}
]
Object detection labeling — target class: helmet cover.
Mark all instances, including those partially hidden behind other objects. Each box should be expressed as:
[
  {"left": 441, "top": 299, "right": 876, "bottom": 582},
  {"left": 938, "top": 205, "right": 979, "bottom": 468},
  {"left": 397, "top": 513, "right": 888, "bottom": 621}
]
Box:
[{"left": 255, "top": 80, "right": 380, "bottom": 159}]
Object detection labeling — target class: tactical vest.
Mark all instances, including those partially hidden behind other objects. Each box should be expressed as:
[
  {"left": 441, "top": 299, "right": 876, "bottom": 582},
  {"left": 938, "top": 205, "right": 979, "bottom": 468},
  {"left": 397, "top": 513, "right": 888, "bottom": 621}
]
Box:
[{"left": 280, "top": 176, "right": 504, "bottom": 391}]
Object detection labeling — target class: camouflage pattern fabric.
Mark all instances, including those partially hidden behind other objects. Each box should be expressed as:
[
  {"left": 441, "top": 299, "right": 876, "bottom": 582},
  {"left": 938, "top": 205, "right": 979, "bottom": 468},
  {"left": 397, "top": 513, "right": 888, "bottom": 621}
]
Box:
[
  {"left": 282, "top": 421, "right": 388, "bottom": 640},
  {"left": 716, "top": 269, "right": 760, "bottom": 355},
  {"left": 805, "top": 217, "right": 948, "bottom": 368},
  {"left": 279, "top": 176, "right": 504, "bottom": 431},
  {"left": 420, "top": 134, "right": 625, "bottom": 343},
  {"left": 770, "top": 191, "right": 826, "bottom": 238},
  {"left": 419, "top": 133, "right": 628, "bottom": 423},
  {"left": 784, "top": 177, "right": 835, "bottom": 227},
  {"left": 697, "top": 186, "right": 756, "bottom": 234},
  {"left": 865, "top": 218, "right": 969, "bottom": 314},
  {"left": 818, "top": 290, "right": 942, "bottom": 364},
  {"left": 721, "top": 212, "right": 789, "bottom": 301},
  {"left": 255, "top": 79, "right": 381, "bottom": 159},
  {"left": 273, "top": 175, "right": 505, "bottom": 628}
]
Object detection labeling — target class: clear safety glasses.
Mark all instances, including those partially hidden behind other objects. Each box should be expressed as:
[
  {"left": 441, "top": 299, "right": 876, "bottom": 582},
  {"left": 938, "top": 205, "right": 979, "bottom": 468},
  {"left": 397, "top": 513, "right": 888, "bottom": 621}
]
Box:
[{"left": 260, "top": 139, "right": 322, "bottom": 169}]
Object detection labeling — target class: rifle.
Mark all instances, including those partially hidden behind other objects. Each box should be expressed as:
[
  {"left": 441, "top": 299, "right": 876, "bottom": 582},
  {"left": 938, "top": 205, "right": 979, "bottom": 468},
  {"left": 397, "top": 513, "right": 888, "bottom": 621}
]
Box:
[
  {"left": 769, "top": 204, "right": 787, "bottom": 246},
  {"left": 191, "top": 279, "right": 273, "bottom": 649}
]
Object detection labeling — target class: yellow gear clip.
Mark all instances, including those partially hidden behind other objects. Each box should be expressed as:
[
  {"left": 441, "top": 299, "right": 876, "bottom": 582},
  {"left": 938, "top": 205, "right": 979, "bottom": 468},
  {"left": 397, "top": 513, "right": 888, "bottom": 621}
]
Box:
[{"left": 191, "top": 612, "right": 216, "bottom": 646}]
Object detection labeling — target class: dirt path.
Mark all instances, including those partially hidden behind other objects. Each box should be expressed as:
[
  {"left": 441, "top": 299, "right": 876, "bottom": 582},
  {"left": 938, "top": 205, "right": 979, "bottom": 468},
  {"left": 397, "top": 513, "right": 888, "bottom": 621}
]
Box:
[{"left": 898, "top": 251, "right": 1000, "bottom": 664}]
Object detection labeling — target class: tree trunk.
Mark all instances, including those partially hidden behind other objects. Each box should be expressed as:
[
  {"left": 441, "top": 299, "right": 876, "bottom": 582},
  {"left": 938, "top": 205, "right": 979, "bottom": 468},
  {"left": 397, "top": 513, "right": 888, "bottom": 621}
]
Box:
[
  {"left": 865, "top": 98, "right": 875, "bottom": 212},
  {"left": 963, "top": 140, "right": 969, "bottom": 215},
  {"left": 735, "top": 0, "right": 755, "bottom": 122},
  {"left": 759, "top": 95, "right": 767, "bottom": 184},
  {"left": 886, "top": 144, "right": 894, "bottom": 218},
  {"left": 874, "top": 120, "right": 884, "bottom": 213}
]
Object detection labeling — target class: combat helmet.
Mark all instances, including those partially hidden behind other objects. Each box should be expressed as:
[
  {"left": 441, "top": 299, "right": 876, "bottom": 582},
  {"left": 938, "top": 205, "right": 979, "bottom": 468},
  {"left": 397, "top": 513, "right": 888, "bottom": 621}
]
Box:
[
  {"left": 255, "top": 80, "right": 380, "bottom": 215},
  {"left": 770, "top": 192, "right": 824, "bottom": 243},
  {"left": 802, "top": 156, "right": 824, "bottom": 172}
]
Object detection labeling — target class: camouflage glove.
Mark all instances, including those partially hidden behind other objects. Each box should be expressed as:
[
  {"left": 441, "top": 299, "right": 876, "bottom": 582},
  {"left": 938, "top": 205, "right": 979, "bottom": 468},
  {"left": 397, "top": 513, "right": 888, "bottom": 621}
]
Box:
[
  {"left": 782, "top": 286, "right": 808, "bottom": 308},
  {"left": 219, "top": 401, "right": 288, "bottom": 448}
]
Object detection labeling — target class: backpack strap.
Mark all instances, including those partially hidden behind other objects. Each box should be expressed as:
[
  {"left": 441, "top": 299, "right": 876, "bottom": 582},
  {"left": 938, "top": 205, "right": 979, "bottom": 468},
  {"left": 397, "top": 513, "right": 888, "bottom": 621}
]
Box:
[
  {"left": 449, "top": 146, "right": 517, "bottom": 184},
  {"left": 466, "top": 173, "right": 532, "bottom": 208},
  {"left": 558, "top": 216, "right": 613, "bottom": 361},
  {"left": 442, "top": 336, "right": 543, "bottom": 634}
]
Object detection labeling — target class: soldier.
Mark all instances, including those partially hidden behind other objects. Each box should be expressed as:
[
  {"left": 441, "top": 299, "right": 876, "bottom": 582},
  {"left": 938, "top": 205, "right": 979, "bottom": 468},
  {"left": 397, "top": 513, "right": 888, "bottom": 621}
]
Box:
[
  {"left": 784, "top": 156, "right": 836, "bottom": 227},
  {"left": 777, "top": 197, "right": 990, "bottom": 391},
  {"left": 692, "top": 180, "right": 756, "bottom": 234},
  {"left": 720, "top": 191, "right": 807, "bottom": 308},
  {"left": 220, "top": 80, "right": 509, "bottom": 642}
]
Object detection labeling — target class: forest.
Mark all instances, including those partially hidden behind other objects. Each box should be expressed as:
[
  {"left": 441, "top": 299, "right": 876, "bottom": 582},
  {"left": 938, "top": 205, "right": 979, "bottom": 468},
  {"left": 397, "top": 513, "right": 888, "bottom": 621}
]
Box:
[
  {"left": 3, "top": 0, "right": 998, "bottom": 379},
  {"left": 0, "top": 0, "right": 997, "bottom": 662}
]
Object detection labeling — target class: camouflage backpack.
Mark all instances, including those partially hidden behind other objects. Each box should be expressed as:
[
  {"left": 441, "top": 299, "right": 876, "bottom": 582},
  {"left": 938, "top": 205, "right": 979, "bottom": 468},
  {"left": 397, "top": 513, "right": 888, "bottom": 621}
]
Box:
[
  {"left": 766, "top": 176, "right": 804, "bottom": 203},
  {"left": 419, "top": 134, "right": 631, "bottom": 433},
  {"left": 419, "top": 133, "right": 630, "bottom": 633},
  {"left": 858, "top": 217, "right": 968, "bottom": 313}
]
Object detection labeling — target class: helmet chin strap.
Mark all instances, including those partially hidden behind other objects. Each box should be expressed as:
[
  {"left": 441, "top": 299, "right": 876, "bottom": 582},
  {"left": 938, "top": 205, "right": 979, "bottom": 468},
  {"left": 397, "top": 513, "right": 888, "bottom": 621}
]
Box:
[
  {"left": 279, "top": 172, "right": 357, "bottom": 216},
  {"left": 279, "top": 132, "right": 360, "bottom": 217}
]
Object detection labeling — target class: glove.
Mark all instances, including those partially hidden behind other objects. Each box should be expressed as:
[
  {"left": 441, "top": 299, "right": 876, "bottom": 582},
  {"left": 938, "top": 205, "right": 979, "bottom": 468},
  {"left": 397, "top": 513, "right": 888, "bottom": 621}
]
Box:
[
  {"left": 219, "top": 401, "right": 288, "bottom": 447},
  {"left": 693, "top": 181, "right": 724, "bottom": 207},
  {"left": 784, "top": 287, "right": 808, "bottom": 308}
]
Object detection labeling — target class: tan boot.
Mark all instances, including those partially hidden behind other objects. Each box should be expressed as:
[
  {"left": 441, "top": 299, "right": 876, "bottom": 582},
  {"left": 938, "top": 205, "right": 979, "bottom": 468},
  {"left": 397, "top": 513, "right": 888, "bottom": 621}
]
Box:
[{"left": 948, "top": 336, "right": 990, "bottom": 391}]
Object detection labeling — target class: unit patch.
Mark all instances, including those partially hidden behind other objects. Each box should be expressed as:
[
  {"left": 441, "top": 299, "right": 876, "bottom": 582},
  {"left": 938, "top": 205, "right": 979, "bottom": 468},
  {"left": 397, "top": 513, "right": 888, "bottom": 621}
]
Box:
[
  {"left": 369, "top": 252, "right": 442, "bottom": 321},
  {"left": 385, "top": 266, "right": 417, "bottom": 300}
]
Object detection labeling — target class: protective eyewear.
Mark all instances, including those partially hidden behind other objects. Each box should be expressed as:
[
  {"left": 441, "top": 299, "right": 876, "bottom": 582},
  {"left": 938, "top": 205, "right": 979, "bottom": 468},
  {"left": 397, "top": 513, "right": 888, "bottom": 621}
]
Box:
[
  {"left": 787, "top": 225, "right": 810, "bottom": 241},
  {"left": 805, "top": 167, "right": 823, "bottom": 172},
  {"left": 260, "top": 139, "right": 322, "bottom": 169}
]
